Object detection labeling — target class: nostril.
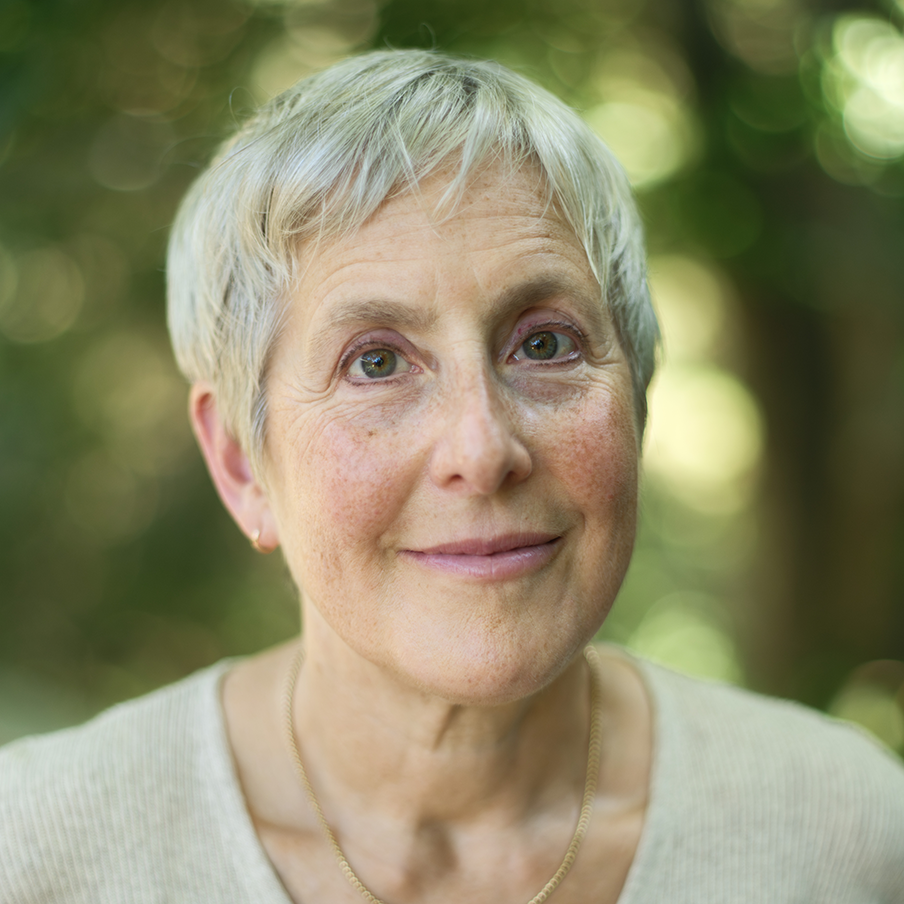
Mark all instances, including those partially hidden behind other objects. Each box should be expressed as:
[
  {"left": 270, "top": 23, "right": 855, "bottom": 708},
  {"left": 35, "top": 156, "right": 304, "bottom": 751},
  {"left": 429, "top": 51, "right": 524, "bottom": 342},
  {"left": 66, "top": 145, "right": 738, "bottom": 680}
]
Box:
[{"left": 429, "top": 397, "right": 532, "bottom": 495}]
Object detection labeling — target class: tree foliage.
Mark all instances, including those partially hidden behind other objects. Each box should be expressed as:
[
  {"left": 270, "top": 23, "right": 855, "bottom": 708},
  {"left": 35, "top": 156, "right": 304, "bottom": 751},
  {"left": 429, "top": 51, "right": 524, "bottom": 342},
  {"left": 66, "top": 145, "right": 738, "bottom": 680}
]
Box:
[{"left": 1, "top": 0, "right": 902, "bottom": 750}]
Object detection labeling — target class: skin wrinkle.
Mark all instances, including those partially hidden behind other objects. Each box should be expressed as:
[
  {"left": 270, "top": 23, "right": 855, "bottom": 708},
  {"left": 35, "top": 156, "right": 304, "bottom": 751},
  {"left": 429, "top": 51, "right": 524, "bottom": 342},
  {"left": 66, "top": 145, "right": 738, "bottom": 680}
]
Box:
[
  {"left": 296, "top": 608, "right": 589, "bottom": 813},
  {"left": 311, "top": 274, "right": 608, "bottom": 355},
  {"left": 272, "top": 293, "right": 620, "bottom": 472},
  {"left": 215, "top": 163, "right": 649, "bottom": 904},
  {"left": 262, "top": 163, "right": 637, "bottom": 707}
]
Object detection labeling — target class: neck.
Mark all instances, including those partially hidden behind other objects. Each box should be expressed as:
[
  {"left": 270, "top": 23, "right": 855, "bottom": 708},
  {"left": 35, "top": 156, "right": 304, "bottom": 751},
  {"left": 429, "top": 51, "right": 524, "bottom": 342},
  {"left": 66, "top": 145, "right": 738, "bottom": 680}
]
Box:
[{"left": 293, "top": 602, "right": 593, "bottom": 831}]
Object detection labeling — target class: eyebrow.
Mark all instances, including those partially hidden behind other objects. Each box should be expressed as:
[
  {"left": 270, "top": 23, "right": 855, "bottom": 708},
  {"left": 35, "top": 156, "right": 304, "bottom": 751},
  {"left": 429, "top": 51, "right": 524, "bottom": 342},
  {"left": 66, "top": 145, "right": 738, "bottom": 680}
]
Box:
[
  {"left": 319, "top": 299, "right": 438, "bottom": 335},
  {"left": 312, "top": 273, "right": 604, "bottom": 348},
  {"left": 485, "top": 275, "right": 604, "bottom": 330}
]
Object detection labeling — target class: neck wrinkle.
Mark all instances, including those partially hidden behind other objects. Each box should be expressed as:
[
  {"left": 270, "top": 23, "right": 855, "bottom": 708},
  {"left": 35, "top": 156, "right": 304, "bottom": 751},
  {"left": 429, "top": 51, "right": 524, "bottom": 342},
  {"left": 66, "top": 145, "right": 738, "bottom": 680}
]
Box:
[{"left": 290, "top": 627, "right": 593, "bottom": 832}]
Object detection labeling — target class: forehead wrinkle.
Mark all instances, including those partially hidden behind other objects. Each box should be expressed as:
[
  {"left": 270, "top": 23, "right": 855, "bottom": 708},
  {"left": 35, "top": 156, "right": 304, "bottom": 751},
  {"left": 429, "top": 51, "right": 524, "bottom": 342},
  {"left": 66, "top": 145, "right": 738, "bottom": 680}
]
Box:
[
  {"left": 302, "top": 272, "right": 607, "bottom": 365},
  {"left": 305, "top": 298, "right": 439, "bottom": 354}
]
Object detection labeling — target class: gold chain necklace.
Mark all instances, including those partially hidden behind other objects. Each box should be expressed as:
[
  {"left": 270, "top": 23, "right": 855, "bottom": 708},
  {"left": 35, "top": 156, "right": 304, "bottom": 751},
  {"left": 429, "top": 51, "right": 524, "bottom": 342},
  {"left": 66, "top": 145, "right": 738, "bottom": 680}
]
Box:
[{"left": 284, "top": 645, "right": 604, "bottom": 904}]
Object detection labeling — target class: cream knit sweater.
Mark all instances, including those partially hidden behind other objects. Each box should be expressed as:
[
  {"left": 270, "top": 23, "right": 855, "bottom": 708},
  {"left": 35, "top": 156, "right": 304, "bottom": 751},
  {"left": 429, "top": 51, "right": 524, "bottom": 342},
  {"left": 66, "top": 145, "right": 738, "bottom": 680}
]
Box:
[{"left": 1, "top": 655, "right": 903, "bottom": 903}]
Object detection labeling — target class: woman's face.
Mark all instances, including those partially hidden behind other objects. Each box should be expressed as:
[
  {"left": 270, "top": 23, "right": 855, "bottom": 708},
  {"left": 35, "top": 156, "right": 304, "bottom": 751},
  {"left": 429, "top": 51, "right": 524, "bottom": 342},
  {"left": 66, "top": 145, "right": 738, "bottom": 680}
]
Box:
[{"left": 263, "top": 166, "right": 639, "bottom": 704}]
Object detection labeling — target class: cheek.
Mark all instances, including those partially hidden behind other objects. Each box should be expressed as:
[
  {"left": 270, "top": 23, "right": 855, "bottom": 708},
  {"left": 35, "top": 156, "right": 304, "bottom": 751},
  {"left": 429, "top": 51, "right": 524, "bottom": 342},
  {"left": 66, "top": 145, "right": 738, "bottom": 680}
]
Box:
[
  {"left": 294, "top": 414, "right": 419, "bottom": 557},
  {"left": 546, "top": 392, "right": 639, "bottom": 529}
]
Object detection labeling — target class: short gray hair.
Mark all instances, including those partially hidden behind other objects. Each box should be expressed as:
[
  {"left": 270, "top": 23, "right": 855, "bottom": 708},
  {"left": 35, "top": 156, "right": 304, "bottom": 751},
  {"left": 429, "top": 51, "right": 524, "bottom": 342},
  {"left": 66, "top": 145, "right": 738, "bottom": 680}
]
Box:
[{"left": 167, "top": 49, "right": 659, "bottom": 476}]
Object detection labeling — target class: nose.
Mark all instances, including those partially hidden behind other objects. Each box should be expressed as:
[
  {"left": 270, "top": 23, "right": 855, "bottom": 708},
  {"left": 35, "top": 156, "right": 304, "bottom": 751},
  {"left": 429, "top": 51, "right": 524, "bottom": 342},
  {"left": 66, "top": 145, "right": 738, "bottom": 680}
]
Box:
[{"left": 428, "top": 366, "right": 532, "bottom": 496}]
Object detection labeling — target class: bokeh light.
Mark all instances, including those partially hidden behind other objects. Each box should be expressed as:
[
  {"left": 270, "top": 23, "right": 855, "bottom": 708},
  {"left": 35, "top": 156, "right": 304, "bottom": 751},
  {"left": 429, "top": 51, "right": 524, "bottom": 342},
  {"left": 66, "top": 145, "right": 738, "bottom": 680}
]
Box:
[
  {"left": 706, "top": 0, "right": 809, "bottom": 75},
  {"left": 64, "top": 450, "right": 159, "bottom": 547},
  {"left": 585, "top": 44, "right": 698, "bottom": 188},
  {"left": 643, "top": 255, "right": 763, "bottom": 514},
  {"left": 250, "top": 0, "right": 377, "bottom": 100},
  {"left": 72, "top": 330, "right": 192, "bottom": 476},
  {"left": 820, "top": 15, "right": 904, "bottom": 162},
  {"left": 645, "top": 365, "right": 763, "bottom": 513},
  {"left": 1, "top": 0, "right": 902, "bottom": 752},
  {"left": 89, "top": 117, "right": 174, "bottom": 192},
  {"left": 647, "top": 255, "right": 730, "bottom": 361},
  {"left": 628, "top": 591, "right": 744, "bottom": 684},
  {"left": 0, "top": 247, "right": 84, "bottom": 343},
  {"left": 829, "top": 661, "right": 904, "bottom": 753}
]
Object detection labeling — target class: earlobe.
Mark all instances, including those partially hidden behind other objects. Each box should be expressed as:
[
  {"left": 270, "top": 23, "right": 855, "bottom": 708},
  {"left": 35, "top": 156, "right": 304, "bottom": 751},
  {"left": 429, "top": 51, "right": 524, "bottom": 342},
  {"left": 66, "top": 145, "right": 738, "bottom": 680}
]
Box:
[{"left": 188, "top": 382, "right": 279, "bottom": 552}]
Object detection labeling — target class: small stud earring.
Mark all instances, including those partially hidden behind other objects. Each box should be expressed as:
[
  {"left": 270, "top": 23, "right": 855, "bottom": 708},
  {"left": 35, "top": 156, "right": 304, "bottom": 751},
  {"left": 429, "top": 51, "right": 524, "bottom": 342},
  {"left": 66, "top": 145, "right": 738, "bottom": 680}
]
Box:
[{"left": 250, "top": 529, "right": 274, "bottom": 555}]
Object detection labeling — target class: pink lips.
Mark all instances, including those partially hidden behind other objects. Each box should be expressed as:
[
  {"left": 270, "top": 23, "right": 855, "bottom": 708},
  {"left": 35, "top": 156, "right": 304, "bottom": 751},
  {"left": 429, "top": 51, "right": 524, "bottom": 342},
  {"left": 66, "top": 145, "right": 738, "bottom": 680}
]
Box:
[{"left": 401, "top": 533, "right": 562, "bottom": 581}]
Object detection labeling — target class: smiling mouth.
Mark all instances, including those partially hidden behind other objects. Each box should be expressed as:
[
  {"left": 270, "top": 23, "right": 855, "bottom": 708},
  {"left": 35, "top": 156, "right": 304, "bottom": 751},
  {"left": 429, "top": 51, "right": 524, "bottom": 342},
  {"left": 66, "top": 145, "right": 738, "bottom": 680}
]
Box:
[{"left": 401, "top": 534, "right": 562, "bottom": 580}]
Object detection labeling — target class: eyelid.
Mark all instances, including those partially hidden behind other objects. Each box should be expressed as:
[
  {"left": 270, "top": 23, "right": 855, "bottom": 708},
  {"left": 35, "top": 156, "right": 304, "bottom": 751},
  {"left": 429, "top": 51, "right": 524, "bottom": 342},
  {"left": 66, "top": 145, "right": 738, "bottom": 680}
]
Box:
[{"left": 512, "top": 315, "right": 587, "bottom": 343}]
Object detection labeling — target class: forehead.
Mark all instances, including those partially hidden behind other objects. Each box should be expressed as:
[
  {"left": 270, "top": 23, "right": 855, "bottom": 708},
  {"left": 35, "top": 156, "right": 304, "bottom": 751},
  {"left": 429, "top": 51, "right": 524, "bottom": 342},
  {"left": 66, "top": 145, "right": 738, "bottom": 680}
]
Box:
[
  {"left": 280, "top": 164, "right": 600, "bottom": 343},
  {"left": 320, "top": 164, "right": 578, "bottom": 256}
]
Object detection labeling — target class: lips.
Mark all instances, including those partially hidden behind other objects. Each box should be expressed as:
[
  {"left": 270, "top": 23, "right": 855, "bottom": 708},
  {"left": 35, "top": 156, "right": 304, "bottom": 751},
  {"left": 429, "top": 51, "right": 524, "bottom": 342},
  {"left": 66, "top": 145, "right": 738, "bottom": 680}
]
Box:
[
  {"left": 401, "top": 533, "right": 562, "bottom": 581},
  {"left": 413, "top": 533, "right": 559, "bottom": 556}
]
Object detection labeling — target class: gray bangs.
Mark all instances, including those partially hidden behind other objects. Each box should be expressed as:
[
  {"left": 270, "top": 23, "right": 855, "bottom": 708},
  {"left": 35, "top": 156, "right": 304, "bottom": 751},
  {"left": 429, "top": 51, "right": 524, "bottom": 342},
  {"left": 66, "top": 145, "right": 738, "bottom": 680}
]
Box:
[{"left": 167, "top": 50, "right": 658, "bottom": 476}]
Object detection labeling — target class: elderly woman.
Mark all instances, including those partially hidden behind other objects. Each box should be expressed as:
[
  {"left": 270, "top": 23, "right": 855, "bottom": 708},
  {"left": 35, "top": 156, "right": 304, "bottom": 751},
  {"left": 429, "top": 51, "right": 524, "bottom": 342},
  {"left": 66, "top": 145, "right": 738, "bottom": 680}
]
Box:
[{"left": 2, "top": 50, "right": 903, "bottom": 903}]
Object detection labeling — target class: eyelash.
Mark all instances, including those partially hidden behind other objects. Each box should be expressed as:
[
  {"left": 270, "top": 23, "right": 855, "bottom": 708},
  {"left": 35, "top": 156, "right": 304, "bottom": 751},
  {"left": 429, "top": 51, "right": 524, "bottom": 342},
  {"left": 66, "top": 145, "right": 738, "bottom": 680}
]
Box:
[
  {"left": 341, "top": 319, "right": 586, "bottom": 382},
  {"left": 341, "top": 338, "right": 416, "bottom": 381},
  {"left": 508, "top": 320, "right": 586, "bottom": 362}
]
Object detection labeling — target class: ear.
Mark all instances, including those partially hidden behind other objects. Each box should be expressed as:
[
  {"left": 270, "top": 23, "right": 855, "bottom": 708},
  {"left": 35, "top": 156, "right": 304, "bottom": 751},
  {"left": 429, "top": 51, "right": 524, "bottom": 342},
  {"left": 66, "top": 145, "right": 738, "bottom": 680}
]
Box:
[{"left": 188, "top": 382, "right": 279, "bottom": 552}]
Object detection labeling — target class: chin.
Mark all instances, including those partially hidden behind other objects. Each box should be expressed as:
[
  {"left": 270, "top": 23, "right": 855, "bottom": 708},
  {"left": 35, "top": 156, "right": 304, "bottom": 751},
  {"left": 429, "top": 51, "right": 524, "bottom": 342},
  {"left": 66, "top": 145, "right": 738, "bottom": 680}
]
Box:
[{"left": 389, "top": 626, "right": 590, "bottom": 707}]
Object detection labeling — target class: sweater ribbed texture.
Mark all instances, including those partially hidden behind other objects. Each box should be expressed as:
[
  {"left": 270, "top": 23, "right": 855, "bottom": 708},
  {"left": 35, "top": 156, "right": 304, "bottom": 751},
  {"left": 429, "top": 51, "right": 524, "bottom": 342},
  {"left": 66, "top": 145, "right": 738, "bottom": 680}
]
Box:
[
  {"left": 1, "top": 655, "right": 903, "bottom": 902},
  {"left": 0, "top": 662, "right": 287, "bottom": 903},
  {"left": 618, "top": 666, "right": 904, "bottom": 903}
]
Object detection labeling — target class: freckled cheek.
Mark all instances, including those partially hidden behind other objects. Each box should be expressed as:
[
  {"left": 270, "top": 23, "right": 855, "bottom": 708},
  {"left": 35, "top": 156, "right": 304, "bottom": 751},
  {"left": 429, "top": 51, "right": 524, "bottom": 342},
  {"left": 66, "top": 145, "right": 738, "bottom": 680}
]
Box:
[
  {"left": 300, "top": 417, "right": 420, "bottom": 553},
  {"left": 544, "top": 399, "right": 639, "bottom": 521}
]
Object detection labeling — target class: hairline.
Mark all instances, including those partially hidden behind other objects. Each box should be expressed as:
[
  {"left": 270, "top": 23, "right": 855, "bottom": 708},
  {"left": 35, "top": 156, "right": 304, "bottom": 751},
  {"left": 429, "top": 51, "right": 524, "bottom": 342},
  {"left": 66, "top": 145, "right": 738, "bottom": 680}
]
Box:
[{"left": 166, "top": 50, "right": 658, "bottom": 479}]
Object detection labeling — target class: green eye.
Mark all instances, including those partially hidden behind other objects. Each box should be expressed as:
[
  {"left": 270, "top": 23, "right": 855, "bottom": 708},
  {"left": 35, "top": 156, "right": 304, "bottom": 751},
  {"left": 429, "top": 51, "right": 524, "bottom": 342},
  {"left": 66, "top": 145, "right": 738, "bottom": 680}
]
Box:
[
  {"left": 359, "top": 349, "right": 396, "bottom": 378},
  {"left": 523, "top": 331, "right": 558, "bottom": 360},
  {"left": 516, "top": 331, "right": 577, "bottom": 362},
  {"left": 348, "top": 348, "right": 415, "bottom": 380}
]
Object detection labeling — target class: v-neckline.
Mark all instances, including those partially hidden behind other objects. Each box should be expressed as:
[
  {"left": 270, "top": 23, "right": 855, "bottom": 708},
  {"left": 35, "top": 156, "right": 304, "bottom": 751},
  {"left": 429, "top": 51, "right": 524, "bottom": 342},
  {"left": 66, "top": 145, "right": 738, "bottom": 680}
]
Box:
[{"left": 207, "top": 648, "right": 677, "bottom": 904}]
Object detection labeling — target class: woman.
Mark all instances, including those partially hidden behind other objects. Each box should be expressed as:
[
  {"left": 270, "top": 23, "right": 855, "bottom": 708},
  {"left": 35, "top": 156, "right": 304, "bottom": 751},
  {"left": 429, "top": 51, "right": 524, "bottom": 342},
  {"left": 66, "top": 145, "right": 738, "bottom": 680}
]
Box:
[{"left": 1, "top": 50, "right": 903, "bottom": 903}]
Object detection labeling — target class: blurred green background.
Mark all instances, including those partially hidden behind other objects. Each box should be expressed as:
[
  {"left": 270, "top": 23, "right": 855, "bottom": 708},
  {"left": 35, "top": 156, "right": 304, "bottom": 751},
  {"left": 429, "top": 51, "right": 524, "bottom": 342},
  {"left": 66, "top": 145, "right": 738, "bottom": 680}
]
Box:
[{"left": 1, "top": 0, "right": 903, "bottom": 754}]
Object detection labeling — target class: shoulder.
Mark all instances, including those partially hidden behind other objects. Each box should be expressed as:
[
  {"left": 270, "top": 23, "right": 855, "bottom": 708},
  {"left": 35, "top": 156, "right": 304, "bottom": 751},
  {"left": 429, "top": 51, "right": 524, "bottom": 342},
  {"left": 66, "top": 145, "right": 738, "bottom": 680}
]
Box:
[
  {"left": 637, "top": 657, "right": 904, "bottom": 898},
  {"left": 0, "top": 662, "right": 234, "bottom": 903},
  {"left": 642, "top": 658, "right": 904, "bottom": 780}
]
